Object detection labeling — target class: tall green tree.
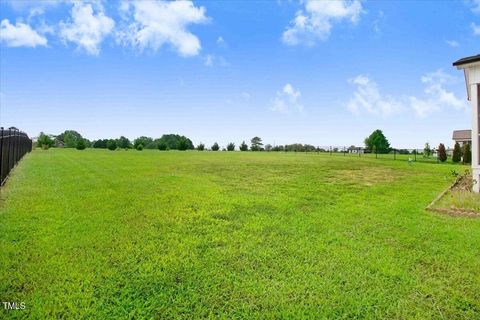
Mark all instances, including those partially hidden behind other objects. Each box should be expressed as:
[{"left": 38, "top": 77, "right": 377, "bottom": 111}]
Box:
[
  {"left": 211, "top": 142, "right": 220, "bottom": 151},
  {"left": 227, "top": 143, "right": 235, "bottom": 151},
  {"left": 452, "top": 142, "right": 462, "bottom": 163},
  {"left": 437, "top": 143, "right": 447, "bottom": 162},
  {"left": 250, "top": 136, "right": 263, "bottom": 151},
  {"left": 197, "top": 143, "right": 205, "bottom": 151},
  {"left": 117, "top": 136, "right": 132, "bottom": 149},
  {"left": 423, "top": 142, "right": 432, "bottom": 158},
  {"left": 364, "top": 130, "right": 390, "bottom": 153},
  {"left": 57, "top": 130, "right": 83, "bottom": 148}
]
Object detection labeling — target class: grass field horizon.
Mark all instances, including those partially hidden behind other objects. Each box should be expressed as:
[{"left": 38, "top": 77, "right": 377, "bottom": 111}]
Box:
[{"left": 1, "top": 149, "right": 479, "bottom": 319}]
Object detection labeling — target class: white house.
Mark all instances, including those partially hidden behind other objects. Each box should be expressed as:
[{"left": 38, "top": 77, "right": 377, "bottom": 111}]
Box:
[
  {"left": 453, "top": 54, "right": 480, "bottom": 192},
  {"left": 347, "top": 146, "right": 364, "bottom": 154}
]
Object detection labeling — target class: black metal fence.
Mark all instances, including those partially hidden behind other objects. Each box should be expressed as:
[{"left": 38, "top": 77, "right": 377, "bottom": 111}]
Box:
[{"left": 0, "top": 127, "right": 32, "bottom": 185}]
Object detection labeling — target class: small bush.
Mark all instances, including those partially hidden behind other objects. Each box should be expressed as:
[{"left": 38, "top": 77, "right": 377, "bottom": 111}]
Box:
[
  {"left": 197, "top": 143, "right": 205, "bottom": 151},
  {"left": 211, "top": 142, "right": 219, "bottom": 151},
  {"left": 158, "top": 142, "right": 168, "bottom": 151},
  {"left": 107, "top": 139, "right": 117, "bottom": 151},
  {"left": 136, "top": 144, "right": 144, "bottom": 151},
  {"left": 177, "top": 138, "right": 189, "bottom": 151},
  {"left": 437, "top": 143, "right": 447, "bottom": 162},
  {"left": 452, "top": 142, "right": 462, "bottom": 163},
  {"left": 76, "top": 139, "right": 86, "bottom": 150},
  {"left": 227, "top": 142, "right": 235, "bottom": 151},
  {"left": 37, "top": 132, "right": 54, "bottom": 149},
  {"left": 239, "top": 141, "right": 248, "bottom": 151},
  {"left": 463, "top": 143, "right": 472, "bottom": 164}
]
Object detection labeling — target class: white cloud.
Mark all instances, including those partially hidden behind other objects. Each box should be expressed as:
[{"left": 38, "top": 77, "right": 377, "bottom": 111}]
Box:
[
  {"left": 216, "top": 36, "right": 226, "bottom": 47},
  {"left": 347, "top": 71, "right": 467, "bottom": 118},
  {"left": 204, "top": 54, "right": 214, "bottom": 67},
  {"left": 0, "top": 19, "right": 47, "bottom": 47},
  {"left": 410, "top": 70, "right": 467, "bottom": 117},
  {"left": 445, "top": 40, "right": 459, "bottom": 47},
  {"left": 472, "top": 22, "right": 480, "bottom": 35},
  {"left": 373, "top": 10, "right": 384, "bottom": 34},
  {"left": 202, "top": 54, "right": 229, "bottom": 67},
  {"left": 347, "top": 75, "right": 403, "bottom": 116},
  {"left": 282, "top": 0, "right": 363, "bottom": 45},
  {"left": 59, "top": 2, "right": 115, "bottom": 55},
  {"left": 272, "top": 83, "right": 304, "bottom": 113},
  {"left": 117, "top": 0, "right": 208, "bottom": 57}
]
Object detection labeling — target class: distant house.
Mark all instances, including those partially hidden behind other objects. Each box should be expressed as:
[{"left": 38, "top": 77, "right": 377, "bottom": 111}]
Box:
[
  {"left": 347, "top": 146, "right": 364, "bottom": 154},
  {"left": 452, "top": 130, "right": 471, "bottom": 147},
  {"left": 55, "top": 139, "right": 65, "bottom": 148}
]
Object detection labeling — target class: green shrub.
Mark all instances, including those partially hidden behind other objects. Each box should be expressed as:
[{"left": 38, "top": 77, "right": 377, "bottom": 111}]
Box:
[
  {"left": 211, "top": 142, "right": 220, "bottom": 151},
  {"left": 107, "top": 139, "right": 117, "bottom": 151},
  {"left": 197, "top": 143, "right": 205, "bottom": 151},
  {"left": 37, "top": 132, "right": 54, "bottom": 149},
  {"left": 76, "top": 139, "right": 86, "bottom": 150},
  {"left": 158, "top": 142, "right": 168, "bottom": 151},
  {"left": 437, "top": 143, "right": 447, "bottom": 162},
  {"left": 134, "top": 137, "right": 153, "bottom": 150},
  {"left": 452, "top": 142, "right": 462, "bottom": 163},
  {"left": 93, "top": 139, "right": 108, "bottom": 148},
  {"left": 463, "top": 143, "right": 472, "bottom": 164},
  {"left": 239, "top": 141, "right": 248, "bottom": 151},
  {"left": 227, "top": 142, "right": 235, "bottom": 151},
  {"left": 136, "top": 144, "right": 144, "bottom": 151},
  {"left": 117, "top": 136, "right": 132, "bottom": 149},
  {"left": 157, "top": 134, "right": 194, "bottom": 150},
  {"left": 177, "top": 138, "right": 189, "bottom": 151}
]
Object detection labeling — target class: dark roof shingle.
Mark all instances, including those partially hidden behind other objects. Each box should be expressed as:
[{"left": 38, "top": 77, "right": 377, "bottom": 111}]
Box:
[
  {"left": 452, "top": 130, "right": 471, "bottom": 140},
  {"left": 453, "top": 55, "right": 480, "bottom": 67}
]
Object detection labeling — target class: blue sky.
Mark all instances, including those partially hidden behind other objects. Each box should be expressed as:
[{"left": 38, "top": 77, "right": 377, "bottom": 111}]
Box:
[{"left": 0, "top": 0, "right": 479, "bottom": 148}]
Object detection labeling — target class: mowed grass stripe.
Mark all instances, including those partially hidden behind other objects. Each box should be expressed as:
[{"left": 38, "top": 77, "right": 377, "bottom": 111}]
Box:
[{"left": 0, "top": 149, "right": 479, "bottom": 319}]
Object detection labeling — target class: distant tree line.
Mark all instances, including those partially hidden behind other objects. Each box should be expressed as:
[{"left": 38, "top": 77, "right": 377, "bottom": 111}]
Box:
[
  {"left": 34, "top": 129, "right": 473, "bottom": 164},
  {"left": 36, "top": 131, "right": 195, "bottom": 151}
]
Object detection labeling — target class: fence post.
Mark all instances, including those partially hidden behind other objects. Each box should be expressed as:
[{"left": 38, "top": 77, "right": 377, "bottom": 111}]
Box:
[
  {"left": 0, "top": 128, "right": 3, "bottom": 184},
  {"left": 415, "top": 149, "right": 417, "bottom": 162},
  {"left": 16, "top": 129, "right": 20, "bottom": 163},
  {"left": 6, "top": 129, "right": 11, "bottom": 177},
  {"left": 394, "top": 149, "right": 396, "bottom": 160},
  {"left": 343, "top": 147, "right": 346, "bottom": 156}
]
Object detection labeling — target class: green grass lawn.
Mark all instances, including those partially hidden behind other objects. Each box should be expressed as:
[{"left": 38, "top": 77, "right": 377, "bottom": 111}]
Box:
[{"left": 1, "top": 149, "right": 479, "bottom": 319}]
